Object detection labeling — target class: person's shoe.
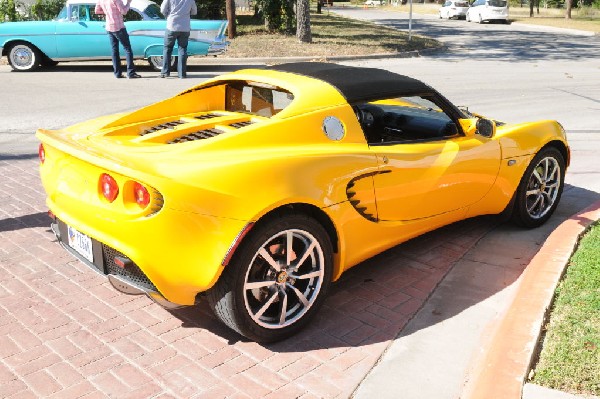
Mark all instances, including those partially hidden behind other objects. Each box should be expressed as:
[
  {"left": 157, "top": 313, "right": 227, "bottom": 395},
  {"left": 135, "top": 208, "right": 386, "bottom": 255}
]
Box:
[
  {"left": 128, "top": 73, "right": 142, "bottom": 79},
  {"left": 115, "top": 74, "right": 124, "bottom": 79},
  {"left": 160, "top": 73, "right": 169, "bottom": 78},
  {"left": 179, "top": 74, "right": 187, "bottom": 79}
]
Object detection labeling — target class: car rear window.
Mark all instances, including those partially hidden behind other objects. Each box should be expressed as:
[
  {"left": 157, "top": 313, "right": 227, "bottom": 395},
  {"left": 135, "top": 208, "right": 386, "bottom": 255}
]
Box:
[
  {"left": 225, "top": 82, "right": 294, "bottom": 117},
  {"left": 455, "top": 1, "right": 468, "bottom": 6},
  {"left": 488, "top": 0, "right": 507, "bottom": 6}
]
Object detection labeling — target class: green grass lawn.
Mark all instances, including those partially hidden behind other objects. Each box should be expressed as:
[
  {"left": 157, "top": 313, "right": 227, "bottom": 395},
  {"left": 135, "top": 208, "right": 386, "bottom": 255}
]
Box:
[
  {"left": 530, "top": 222, "right": 600, "bottom": 396},
  {"left": 222, "top": 11, "right": 441, "bottom": 58}
]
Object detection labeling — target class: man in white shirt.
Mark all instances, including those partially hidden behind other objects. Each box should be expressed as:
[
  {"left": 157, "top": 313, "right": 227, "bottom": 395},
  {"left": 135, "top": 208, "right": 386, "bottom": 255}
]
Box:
[{"left": 160, "top": 0, "right": 197, "bottom": 79}]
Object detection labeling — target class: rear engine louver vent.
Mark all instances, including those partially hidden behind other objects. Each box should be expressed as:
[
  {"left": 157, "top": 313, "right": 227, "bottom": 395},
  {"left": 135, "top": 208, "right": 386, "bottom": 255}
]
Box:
[
  {"left": 229, "top": 121, "right": 255, "bottom": 128},
  {"left": 141, "top": 120, "right": 185, "bottom": 136},
  {"left": 167, "top": 128, "right": 224, "bottom": 144},
  {"left": 195, "top": 113, "right": 221, "bottom": 120}
]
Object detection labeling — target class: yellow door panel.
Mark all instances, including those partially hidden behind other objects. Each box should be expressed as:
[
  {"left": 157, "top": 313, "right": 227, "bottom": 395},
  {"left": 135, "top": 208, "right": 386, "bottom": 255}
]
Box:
[{"left": 372, "top": 136, "right": 501, "bottom": 221}]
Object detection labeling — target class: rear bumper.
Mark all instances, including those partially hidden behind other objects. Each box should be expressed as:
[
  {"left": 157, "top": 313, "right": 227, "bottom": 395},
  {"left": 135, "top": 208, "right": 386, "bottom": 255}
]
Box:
[{"left": 51, "top": 220, "right": 185, "bottom": 309}]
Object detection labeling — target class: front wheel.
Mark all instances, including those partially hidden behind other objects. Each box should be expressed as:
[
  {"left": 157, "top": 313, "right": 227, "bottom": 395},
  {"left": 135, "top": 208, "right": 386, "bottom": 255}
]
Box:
[
  {"left": 208, "top": 213, "right": 333, "bottom": 342},
  {"left": 7, "top": 42, "right": 41, "bottom": 71},
  {"left": 148, "top": 55, "right": 177, "bottom": 72},
  {"left": 511, "top": 147, "right": 565, "bottom": 228}
]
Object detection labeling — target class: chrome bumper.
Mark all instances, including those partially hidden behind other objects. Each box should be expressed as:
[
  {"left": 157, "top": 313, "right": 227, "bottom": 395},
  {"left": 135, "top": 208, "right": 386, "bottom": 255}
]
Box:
[{"left": 208, "top": 42, "right": 228, "bottom": 56}]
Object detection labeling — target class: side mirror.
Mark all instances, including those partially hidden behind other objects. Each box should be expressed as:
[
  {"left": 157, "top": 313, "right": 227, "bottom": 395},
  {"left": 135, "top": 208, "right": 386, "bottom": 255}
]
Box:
[
  {"left": 458, "top": 118, "right": 478, "bottom": 136},
  {"left": 476, "top": 118, "right": 496, "bottom": 138}
]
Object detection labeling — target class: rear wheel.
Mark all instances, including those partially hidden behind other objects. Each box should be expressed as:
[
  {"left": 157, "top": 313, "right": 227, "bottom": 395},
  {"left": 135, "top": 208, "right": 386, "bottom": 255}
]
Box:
[
  {"left": 511, "top": 147, "right": 565, "bottom": 228},
  {"left": 148, "top": 55, "right": 177, "bottom": 72},
  {"left": 7, "top": 42, "right": 41, "bottom": 71},
  {"left": 208, "top": 213, "right": 333, "bottom": 343}
]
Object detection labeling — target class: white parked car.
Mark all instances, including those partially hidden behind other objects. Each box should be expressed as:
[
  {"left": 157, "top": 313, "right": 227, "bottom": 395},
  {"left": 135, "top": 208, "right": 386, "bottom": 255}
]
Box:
[
  {"left": 439, "top": 0, "right": 470, "bottom": 19},
  {"left": 466, "top": 0, "right": 509, "bottom": 23}
]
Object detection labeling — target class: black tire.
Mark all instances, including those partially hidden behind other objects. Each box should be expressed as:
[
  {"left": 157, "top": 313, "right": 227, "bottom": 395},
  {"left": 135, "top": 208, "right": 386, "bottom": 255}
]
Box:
[
  {"left": 7, "top": 42, "right": 41, "bottom": 72},
  {"left": 148, "top": 55, "right": 177, "bottom": 72},
  {"left": 511, "top": 147, "right": 565, "bottom": 228},
  {"left": 207, "top": 213, "right": 333, "bottom": 343},
  {"left": 41, "top": 55, "right": 59, "bottom": 68}
]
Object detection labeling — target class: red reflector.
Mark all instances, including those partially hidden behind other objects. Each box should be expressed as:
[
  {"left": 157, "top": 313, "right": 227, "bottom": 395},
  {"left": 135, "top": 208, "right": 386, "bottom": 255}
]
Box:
[
  {"left": 38, "top": 143, "right": 45, "bottom": 164},
  {"left": 133, "top": 182, "right": 150, "bottom": 208},
  {"left": 48, "top": 210, "right": 56, "bottom": 221},
  {"left": 114, "top": 256, "right": 133, "bottom": 269},
  {"left": 100, "top": 173, "right": 119, "bottom": 202}
]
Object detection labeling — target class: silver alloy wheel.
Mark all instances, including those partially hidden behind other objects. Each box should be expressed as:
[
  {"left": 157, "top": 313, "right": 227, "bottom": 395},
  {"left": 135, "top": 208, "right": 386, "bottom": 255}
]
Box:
[
  {"left": 525, "top": 156, "right": 561, "bottom": 220},
  {"left": 9, "top": 44, "right": 38, "bottom": 71},
  {"left": 243, "top": 228, "right": 325, "bottom": 329}
]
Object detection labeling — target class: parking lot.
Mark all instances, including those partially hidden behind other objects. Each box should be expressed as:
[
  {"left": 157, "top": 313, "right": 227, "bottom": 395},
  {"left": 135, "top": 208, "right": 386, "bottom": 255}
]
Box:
[{"left": 1, "top": 10, "right": 600, "bottom": 398}]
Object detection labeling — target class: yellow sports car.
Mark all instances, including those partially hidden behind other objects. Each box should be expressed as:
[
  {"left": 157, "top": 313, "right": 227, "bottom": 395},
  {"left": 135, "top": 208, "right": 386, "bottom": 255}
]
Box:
[{"left": 37, "top": 62, "right": 569, "bottom": 342}]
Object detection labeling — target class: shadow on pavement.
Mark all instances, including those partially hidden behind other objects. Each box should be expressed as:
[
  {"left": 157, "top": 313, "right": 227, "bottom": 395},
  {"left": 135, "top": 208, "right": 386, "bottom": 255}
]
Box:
[
  {"left": 377, "top": 18, "right": 600, "bottom": 61},
  {"left": 30, "top": 63, "right": 263, "bottom": 76},
  {"left": 0, "top": 153, "right": 38, "bottom": 161},
  {"left": 0, "top": 211, "right": 51, "bottom": 233},
  {"left": 168, "top": 183, "right": 600, "bottom": 350}
]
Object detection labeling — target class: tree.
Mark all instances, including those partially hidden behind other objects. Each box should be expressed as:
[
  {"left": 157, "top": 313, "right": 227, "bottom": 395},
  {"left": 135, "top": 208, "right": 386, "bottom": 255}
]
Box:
[
  {"left": 225, "top": 0, "right": 236, "bottom": 38},
  {"left": 0, "top": 0, "right": 20, "bottom": 21},
  {"left": 296, "top": 0, "right": 311, "bottom": 43},
  {"left": 255, "top": 0, "right": 294, "bottom": 33},
  {"left": 565, "top": 0, "right": 573, "bottom": 18}
]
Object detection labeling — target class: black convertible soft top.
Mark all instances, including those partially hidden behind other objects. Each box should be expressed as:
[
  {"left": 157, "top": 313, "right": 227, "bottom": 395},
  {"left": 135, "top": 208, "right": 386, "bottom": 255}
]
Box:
[{"left": 266, "top": 62, "right": 435, "bottom": 103}]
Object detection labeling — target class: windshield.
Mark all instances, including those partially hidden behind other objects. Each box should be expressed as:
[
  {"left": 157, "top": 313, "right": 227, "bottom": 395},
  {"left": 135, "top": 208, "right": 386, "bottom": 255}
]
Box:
[
  {"left": 55, "top": 5, "right": 68, "bottom": 20},
  {"left": 143, "top": 3, "right": 164, "bottom": 19},
  {"left": 488, "top": 0, "right": 507, "bottom": 6},
  {"left": 455, "top": 1, "right": 469, "bottom": 6}
]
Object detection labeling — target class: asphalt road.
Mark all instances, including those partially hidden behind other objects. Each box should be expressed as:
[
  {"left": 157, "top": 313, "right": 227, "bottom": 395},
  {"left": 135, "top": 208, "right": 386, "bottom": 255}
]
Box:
[{"left": 0, "top": 10, "right": 599, "bottom": 398}]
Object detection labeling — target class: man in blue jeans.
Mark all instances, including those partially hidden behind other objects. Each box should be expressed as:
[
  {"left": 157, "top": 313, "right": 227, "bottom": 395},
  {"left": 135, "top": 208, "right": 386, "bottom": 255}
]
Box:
[
  {"left": 160, "top": 0, "right": 197, "bottom": 79},
  {"left": 95, "top": 0, "right": 141, "bottom": 79}
]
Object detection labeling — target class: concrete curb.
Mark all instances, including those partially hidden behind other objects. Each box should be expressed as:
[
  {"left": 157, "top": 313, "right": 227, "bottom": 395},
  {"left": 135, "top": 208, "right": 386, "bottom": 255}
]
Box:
[
  {"left": 462, "top": 199, "right": 600, "bottom": 399},
  {"left": 187, "top": 46, "right": 447, "bottom": 66}
]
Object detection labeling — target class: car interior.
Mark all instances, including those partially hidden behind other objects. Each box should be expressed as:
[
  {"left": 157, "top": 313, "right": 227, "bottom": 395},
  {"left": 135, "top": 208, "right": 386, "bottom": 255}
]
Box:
[{"left": 353, "top": 95, "right": 460, "bottom": 145}]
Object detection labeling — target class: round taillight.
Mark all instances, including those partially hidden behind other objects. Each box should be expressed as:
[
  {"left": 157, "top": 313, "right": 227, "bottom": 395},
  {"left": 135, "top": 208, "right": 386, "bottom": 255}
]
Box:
[
  {"left": 38, "top": 143, "right": 45, "bottom": 164},
  {"left": 133, "top": 182, "right": 150, "bottom": 208},
  {"left": 100, "top": 173, "right": 119, "bottom": 202}
]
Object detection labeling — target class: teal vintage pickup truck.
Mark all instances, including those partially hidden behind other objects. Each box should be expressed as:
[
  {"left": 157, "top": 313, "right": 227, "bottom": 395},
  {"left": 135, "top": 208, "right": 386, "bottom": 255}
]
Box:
[{"left": 0, "top": 0, "right": 228, "bottom": 71}]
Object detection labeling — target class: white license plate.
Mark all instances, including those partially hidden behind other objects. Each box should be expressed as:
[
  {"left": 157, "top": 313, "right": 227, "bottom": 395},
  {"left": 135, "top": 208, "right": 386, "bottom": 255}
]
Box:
[{"left": 67, "top": 225, "right": 94, "bottom": 263}]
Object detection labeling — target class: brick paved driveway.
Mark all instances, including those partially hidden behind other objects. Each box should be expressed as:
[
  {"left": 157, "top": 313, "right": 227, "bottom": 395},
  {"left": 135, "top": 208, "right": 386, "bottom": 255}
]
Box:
[{"left": 0, "top": 155, "right": 497, "bottom": 398}]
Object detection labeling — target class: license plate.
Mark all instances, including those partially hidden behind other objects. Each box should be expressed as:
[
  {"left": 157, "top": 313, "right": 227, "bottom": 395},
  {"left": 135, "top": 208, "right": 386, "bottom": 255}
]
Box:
[{"left": 67, "top": 225, "right": 94, "bottom": 263}]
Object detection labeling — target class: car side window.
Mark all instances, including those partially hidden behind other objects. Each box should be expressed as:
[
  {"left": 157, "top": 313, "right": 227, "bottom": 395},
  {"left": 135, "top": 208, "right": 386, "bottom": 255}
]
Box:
[
  {"left": 354, "top": 95, "right": 460, "bottom": 145},
  {"left": 124, "top": 9, "right": 143, "bottom": 21},
  {"left": 88, "top": 5, "right": 104, "bottom": 21}
]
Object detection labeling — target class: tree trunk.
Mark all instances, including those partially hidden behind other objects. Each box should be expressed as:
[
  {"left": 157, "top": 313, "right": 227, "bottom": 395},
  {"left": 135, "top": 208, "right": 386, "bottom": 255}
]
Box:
[
  {"left": 565, "top": 0, "right": 572, "bottom": 18},
  {"left": 529, "top": 0, "right": 533, "bottom": 17},
  {"left": 296, "top": 0, "right": 311, "bottom": 43},
  {"left": 226, "top": 0, "right": 236, "bottom": 39}
]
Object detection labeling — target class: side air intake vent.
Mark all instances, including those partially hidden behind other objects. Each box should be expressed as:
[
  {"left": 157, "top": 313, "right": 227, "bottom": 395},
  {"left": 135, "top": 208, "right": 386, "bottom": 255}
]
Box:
[
  {"left": 167, "top": 128, "right": 224, "bottom": 144},
  {"left": 141, "top": 120, "right": 185, "bottom": 136},
  {"left": 230, "top": 121, "right": 255, "bottom": 128}
]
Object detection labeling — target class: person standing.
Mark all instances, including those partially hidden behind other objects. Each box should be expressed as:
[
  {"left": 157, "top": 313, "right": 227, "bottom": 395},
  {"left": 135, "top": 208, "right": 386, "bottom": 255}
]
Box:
[
  {"left": 95, "top": 0, "right": 141, "bottom": 79},
  {"left": 160, "top": 0, "right": 197, "bottom": 79}
]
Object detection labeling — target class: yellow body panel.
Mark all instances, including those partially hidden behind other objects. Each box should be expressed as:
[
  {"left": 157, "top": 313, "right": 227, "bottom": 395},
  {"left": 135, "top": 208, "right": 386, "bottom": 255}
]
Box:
[{"left": 36, "top": 67, "right": 569, "bottom": 306}]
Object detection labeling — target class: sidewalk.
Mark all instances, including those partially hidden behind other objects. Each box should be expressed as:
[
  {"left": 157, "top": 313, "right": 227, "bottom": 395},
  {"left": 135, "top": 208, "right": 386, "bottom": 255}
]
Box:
[{"left": 353, "top": 198, "right": 600, "bottom": 399}]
